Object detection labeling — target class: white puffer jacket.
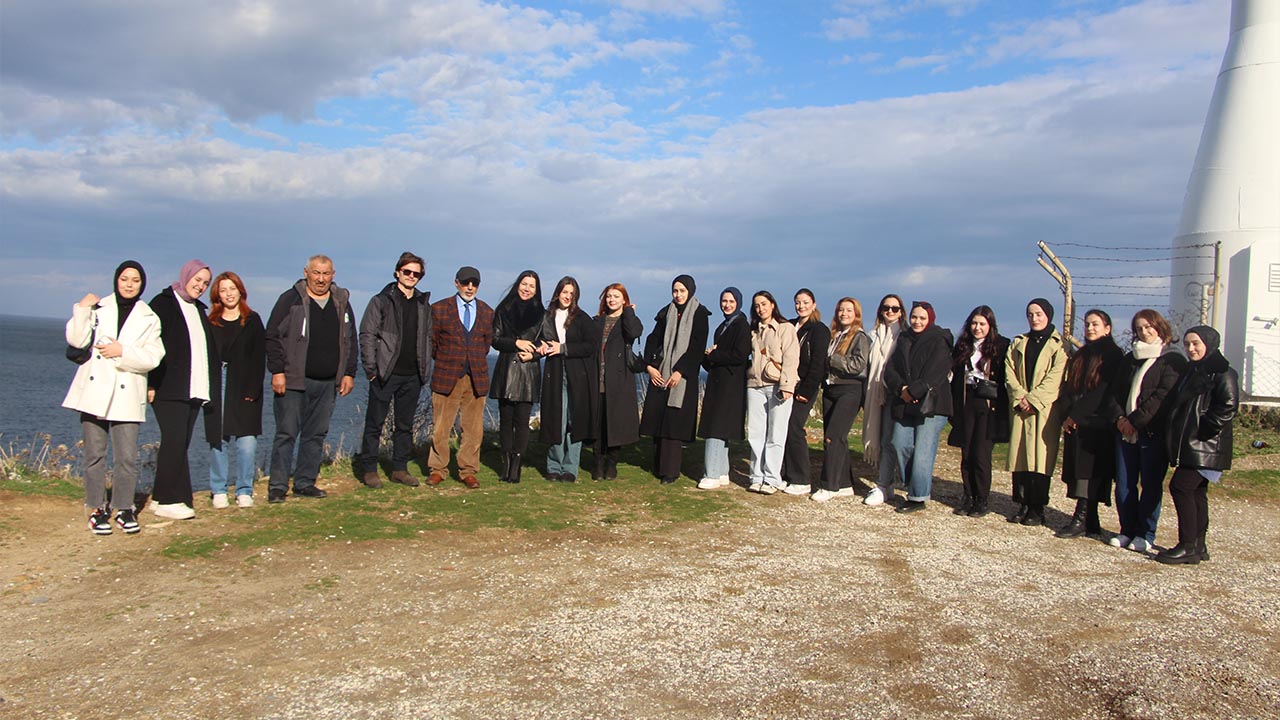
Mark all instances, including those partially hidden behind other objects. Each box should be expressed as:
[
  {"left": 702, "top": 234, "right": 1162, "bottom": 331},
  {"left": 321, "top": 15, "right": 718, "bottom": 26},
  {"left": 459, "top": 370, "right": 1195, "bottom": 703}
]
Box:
[{"left": 62, "top": 296, "right": 165, "bottom": 422}]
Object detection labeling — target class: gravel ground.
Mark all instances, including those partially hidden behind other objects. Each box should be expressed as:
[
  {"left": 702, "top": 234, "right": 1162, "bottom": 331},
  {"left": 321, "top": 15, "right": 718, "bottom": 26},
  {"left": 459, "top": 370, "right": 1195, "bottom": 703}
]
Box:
[{"left": 3, "top": 454, "right": 1279, "bottom": 719}]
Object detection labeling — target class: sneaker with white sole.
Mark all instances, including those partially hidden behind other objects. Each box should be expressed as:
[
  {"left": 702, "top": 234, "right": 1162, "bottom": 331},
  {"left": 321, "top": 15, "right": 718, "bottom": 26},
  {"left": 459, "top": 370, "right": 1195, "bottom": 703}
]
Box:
[
  {"left": 211, "top": 493, "right": 230, "bottom": 509},
  {"left": 113, "top": 508, "right": 140, "bottom": 534},
  {"left": 757, "top": 483, "right": 778, "bottom": 495},
  {"left": 697, "top": 477, "right": 728, "bottom": 489},
  {"left": 864, "top": 487, "right": 886, "bottom": 506},
  {"left": 811, "top": 488, "right": 837, "bottom": 502},
  {"left": 1127, "top": 537, "right": 1151, "bottom": 553},
  {"left": 1109, "top": 534, "right": 1131, "bottom": 548},
  {"left": 88, "top": 507, "right": 112, "bottom": 535},
  {"left": 154, "top": 503, "right": 195, "bottom": 520},
  {"left": 236, "top": 494, "right": 254, "bottom": 508},
  {"left": 782, "top": 483, "right": 811, "bottom": 496},
  {"left": 834, "top": 488, "right": 856, "bottom": 498},
  {"left": 748, "top": 482, "right": 764, "bottom": 493}
]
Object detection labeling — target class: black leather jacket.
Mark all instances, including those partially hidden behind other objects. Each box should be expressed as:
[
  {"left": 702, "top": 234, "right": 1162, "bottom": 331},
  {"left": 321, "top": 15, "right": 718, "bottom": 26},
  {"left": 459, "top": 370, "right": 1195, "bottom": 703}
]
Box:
[{"left": 1165, "top": 353, "right": 1238, "bottom": 471}]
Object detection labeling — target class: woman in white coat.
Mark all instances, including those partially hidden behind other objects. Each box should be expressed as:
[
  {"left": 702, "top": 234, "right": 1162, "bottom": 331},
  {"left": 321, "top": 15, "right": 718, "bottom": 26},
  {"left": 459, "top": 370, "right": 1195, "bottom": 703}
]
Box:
[{"left": 63, "top": 260, "right": 165, "bottom": 535}]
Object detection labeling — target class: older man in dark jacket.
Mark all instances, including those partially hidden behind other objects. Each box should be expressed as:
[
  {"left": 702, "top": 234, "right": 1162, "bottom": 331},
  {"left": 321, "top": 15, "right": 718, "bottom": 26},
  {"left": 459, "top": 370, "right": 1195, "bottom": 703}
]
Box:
[
  {"left": 357, "top": 252, "right": 432, "bottom": 488},
  {"left": 427, "top": 266, "right": 494, "bottom": 488}
]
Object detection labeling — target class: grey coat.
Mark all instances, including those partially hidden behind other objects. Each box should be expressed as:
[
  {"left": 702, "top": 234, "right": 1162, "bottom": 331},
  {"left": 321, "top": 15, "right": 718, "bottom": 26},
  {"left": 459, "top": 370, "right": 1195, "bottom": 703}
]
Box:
[
  {"left": 264, "top": 279, "right": 359, "bottom": 391},
  {"left": 359, "top": 281, "right": 433, "bottom": 383}
]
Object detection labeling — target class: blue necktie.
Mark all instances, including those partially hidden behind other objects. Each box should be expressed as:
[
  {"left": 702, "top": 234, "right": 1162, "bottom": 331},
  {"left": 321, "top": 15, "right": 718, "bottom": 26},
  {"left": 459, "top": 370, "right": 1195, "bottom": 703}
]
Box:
[{"left": 463, "top": 301, "right": 472, "bottom": 331}]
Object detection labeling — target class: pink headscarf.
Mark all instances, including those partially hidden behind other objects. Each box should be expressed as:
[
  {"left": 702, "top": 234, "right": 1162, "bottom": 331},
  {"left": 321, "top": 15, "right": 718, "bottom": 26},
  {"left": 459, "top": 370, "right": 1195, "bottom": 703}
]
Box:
[{"left": 170, "top": 259, "right": 210, "bottom": 303}]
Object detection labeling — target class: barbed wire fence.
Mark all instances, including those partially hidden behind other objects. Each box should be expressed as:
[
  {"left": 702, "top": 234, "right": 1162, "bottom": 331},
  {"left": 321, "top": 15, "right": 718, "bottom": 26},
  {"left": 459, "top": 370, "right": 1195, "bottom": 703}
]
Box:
[{"left": 1036, "top": 240, "right": 1220, "bottom": 349}]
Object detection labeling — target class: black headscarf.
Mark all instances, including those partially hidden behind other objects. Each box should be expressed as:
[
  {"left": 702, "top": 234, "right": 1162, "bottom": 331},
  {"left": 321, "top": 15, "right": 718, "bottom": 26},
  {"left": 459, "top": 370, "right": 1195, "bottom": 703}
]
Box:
[
  {"left": 1023, "top": 298, "right": 1056, "bottom": 380},
  {"left": 1184, "top": 325, "right": 1230, "bottom": 373},
  {"left": 113, "top": 260, "right": 147, "bottom": 335},
  {"left": 715, "top": 286, "right": 745, "bottom": 341}
]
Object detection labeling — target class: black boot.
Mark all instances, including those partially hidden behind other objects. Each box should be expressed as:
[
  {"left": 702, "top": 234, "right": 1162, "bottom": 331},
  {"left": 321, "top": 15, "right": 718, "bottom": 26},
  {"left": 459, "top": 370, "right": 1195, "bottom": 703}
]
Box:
[
  {"left": 1056, "top": 499, "right": 1088, "bottom": 538},
  {"left": 1084, "top": 500, "right": 1103, "bottom": 538},
  {"left": 1008, "top": 504, "right": 1028, "bottom": 524},
  {"left": 499, "top": 453, "right": 514, "bottom": 483},
  {"left": 1021, "top": 504, "right": 1045, "bottom": 527},
  {"left": 593, "top": 452, "right": 606, "bottom": 481},
  {"left": 967, "top": 498, "right": 989, "bottom": 518},
  {"left": 507, "top": 453, "right": 522, "bottom": 483},
  {"left": 953, "top": 494, "right": 972, "bottom": 516},
  {"left": 1156, "top": 543, "right": 1201, "bottom": 565},
  {"left": 1198, "top": 533, "right": 1210, "bottom": 562},
  {"left": 605, "top": 452, "right": 618, "bottom": 480}
]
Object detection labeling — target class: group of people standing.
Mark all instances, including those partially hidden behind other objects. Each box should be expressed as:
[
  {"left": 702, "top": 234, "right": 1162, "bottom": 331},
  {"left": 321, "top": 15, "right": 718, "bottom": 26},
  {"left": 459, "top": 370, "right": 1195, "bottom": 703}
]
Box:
[{"left": 64, "top": 257, "right": 1240, "bottom": 567}]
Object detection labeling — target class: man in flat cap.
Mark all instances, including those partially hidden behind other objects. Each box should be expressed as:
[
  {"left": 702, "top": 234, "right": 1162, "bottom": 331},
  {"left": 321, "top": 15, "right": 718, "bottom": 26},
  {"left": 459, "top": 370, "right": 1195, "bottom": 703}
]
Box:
[{"left": 427, "top": 266, "right": 494, "bottom": 488}]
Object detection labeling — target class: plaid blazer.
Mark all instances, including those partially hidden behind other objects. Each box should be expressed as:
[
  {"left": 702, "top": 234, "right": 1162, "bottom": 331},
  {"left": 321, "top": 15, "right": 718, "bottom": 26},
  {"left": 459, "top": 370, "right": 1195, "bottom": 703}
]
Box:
[{"left": 430, "top": 296, "right": 495, "bottom": 396}]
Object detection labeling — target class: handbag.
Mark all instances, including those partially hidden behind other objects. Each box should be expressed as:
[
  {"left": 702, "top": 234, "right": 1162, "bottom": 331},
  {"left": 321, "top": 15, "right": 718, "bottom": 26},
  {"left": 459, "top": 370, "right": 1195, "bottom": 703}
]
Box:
[
  {"left": 625, "top": 341, "right": 647, "bottom": 374},
  {"left": 972, "top": 378, "right": 999, "bottom": 400},
  {"left": 761, "top": 355, "right": 782, "bottom": 383},
  {"left": 66, "top": 308, "right": 97, "bottom": 365}
]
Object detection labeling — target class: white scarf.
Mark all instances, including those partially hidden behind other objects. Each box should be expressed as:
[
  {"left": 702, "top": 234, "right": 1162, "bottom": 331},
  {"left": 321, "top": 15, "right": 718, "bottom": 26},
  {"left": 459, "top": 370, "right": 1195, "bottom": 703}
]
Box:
[
  {"left": 862, "top": 321, "right": 902, "bottom": 460},
  {"left": 178, "top": 297, "right": 211, "bottom": 403},
  {"left": 1121, "top": 339, "right": 1163, "bottom": 443}
]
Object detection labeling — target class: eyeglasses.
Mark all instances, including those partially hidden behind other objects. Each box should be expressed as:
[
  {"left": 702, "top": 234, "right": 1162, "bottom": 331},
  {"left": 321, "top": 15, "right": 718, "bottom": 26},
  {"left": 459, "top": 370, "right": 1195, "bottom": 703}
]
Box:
[
  {"left": 880, "top": 304, "right": 902, "bottom": 313},
  {"left": 457, "top": 279, "right": 478, "bottom": 288},
  {"left": 399, "top": 268, "right": 423, "bottom": 279}
]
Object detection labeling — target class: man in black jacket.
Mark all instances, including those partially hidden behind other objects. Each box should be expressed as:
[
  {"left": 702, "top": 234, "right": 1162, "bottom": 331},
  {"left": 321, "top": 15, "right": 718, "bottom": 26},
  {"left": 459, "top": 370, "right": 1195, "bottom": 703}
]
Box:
[
  {"left": 357, "top": 252, "right": 432, "bottom": 488},
  {"left": 264, "top": 254, "right": 358, "bottom": 503}
]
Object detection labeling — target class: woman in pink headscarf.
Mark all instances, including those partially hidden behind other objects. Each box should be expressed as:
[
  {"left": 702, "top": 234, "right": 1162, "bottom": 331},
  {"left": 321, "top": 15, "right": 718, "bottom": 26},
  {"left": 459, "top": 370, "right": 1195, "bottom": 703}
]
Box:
[{"left": 146, "top": 259, "right": 222, "bottom": 520}]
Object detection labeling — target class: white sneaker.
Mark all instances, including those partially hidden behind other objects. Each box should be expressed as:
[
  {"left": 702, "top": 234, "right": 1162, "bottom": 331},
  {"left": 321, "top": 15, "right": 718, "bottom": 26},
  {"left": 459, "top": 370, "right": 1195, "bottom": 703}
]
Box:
[
  {"left": 146, "top": 500, "right": 160, "bottom": 515},
  {"left": 834, "top": 488, "right": 856, "bottom": 498},
  {"left": 757, "top": 483, "right": 778, "bottom": 496},
  {"left": 748, "top": 482, "right": 764, "bottom": 493},
  {"left": 811, "top": 488, "right": 837, "bottom": 503},
  {"left": 1109, "top": 534, "right": 1131, "bottom": 548},
  {"left": 697, "top": 477, "right": 728, "bottom": 489},
  {"left": 1127, "top": 537, "right": 1151, "bottom": 553},
  {"left": 782, "top": 483, "right": 811, "bottom": 496},
  {"left": 154, "top": 503, "right": 195, "bottom": 520},
  {"left": 864, "top": 487, "right": 886, "bottom": 506},
  {"left": 211, "top": 493, "right": 229, "bottom": 509},
  {"left": 236, "top": 494, "right": 254, "bottom": 508}
]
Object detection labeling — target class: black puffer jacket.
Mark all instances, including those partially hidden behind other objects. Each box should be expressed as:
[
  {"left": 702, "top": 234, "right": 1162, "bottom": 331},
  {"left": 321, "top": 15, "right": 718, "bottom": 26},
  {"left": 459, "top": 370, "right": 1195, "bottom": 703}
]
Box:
[
  {"left": 884, "top": 324, "right": 954, "bottom": 421},
  {"left": 1165, "top": 352, "right": 1238, "bottom": 470}
]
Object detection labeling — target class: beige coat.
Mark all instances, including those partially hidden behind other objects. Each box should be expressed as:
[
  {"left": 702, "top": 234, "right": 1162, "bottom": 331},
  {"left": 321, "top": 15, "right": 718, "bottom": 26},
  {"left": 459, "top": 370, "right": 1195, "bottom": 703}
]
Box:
[
  {"left": 1005, "top": 331, "right": 1067, "bottom": 474},
  {"left": 62, "top": 298, "right": 165, "bottom": 423},
  {"left": 748, "top": 319, "right": 800, "bottom": 393}
]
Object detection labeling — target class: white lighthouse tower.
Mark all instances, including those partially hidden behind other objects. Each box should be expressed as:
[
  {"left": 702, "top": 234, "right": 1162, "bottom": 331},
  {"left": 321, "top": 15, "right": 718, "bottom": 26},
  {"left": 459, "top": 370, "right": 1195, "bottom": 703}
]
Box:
[{"left": 1169, "top": 0, "right": 1280, "bottom": 403}]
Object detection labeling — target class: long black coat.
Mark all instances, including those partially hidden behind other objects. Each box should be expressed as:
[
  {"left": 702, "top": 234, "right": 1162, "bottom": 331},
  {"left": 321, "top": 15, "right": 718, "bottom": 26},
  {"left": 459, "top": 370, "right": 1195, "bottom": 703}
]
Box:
[
  {"left": 597, "top": 306, "right": 643, "bottom": 447},
  {"left": 640, "top": 302, "right": 711, "bottom": 442},
  {"left": 698, "top": 314, "right": 750, "bottom": 441},
  {"left": 490, "top": 302, "right": 543, "bottom": 403},
  {"left": 1165, "top": 353, "right": 1238, "bottom": 470},
  {"left": 148, "top": 287, "right": 222, "bottom": 447},
  {"left": 217, "top": 311, "right": 266, "bottom": 437},
  {"left": 883, "top": 325, "right": 953, "bottom": 422},
  {"left": 539, "top": 309, "right": 601, "bottom": 444},
  {"left": 1059, "top": 337, "right": 1125, "bottom": 498},
  {"left": 948, "top": 334, "right": 1011, "bottom": 444}
]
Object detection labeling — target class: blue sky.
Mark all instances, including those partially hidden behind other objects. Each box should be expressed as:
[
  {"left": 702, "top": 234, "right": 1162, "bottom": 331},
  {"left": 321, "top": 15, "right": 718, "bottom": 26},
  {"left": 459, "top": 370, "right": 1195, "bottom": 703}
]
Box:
[{"left": 1, "top": 0, "right": 1229, "bottom": 334}]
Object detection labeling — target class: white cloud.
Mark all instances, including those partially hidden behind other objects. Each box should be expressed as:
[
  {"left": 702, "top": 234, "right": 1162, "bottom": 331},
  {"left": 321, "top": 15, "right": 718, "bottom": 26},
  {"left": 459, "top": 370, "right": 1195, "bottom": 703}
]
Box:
[
  {"left": 600, "top": 0, "right": 725, "bottom": 18},
  {"left": 823, "top": 17, "right": 871, "bottom": 41}
]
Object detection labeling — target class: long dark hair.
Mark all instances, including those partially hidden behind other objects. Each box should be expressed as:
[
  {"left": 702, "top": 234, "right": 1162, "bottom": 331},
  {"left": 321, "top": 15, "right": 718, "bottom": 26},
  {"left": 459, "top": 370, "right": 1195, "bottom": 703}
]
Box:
[
  {"left": 751, "top": 290, "right": 787, "bottom": 331},
  {"left": 495, "top": 270, "right": 543, "bottom": 331},
  {"left": 1065, "top": 308, "right": 1116, "bottom": 393},
  {"left": 794, "top": 287, "right": 822, "bottom": 325},
  {"left": 208, "top": 271, "right": 252, "bottom": 327},
  {"left": 548, "top": 276, "right": 581, "bottom": 327},
  {"left": 874, "top": 293, "right": 906, "bottom": 330},
  {"left": 952, "top": 305, "right": 1001, "bottom": 374}
]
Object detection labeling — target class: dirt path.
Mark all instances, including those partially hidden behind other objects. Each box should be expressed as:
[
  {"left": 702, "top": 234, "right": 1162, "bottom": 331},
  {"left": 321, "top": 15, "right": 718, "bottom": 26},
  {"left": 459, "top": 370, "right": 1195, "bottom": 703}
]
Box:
[{"left": 3, "top": 457, "right": 1279, "bottom": 719}]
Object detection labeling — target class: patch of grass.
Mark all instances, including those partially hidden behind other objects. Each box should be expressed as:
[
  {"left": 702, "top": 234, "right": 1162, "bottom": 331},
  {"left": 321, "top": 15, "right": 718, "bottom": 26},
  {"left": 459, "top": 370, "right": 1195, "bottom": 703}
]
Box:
[
  {"left": 1217, "top": 469, "right": 1280, "bottom": 500},
  {"left": 0, "top": 471, "right": 82, "bottom": 499},
  {"left": 1235, "top": 406, "right": 1280, "bottom": 459}
]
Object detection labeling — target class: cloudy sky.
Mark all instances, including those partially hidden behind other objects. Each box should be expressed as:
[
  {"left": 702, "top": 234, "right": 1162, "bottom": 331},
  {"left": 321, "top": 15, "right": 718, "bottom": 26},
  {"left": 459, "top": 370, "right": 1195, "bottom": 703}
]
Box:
[{"left": 0, "top": 0, "right": 1229, "bottom": 334}]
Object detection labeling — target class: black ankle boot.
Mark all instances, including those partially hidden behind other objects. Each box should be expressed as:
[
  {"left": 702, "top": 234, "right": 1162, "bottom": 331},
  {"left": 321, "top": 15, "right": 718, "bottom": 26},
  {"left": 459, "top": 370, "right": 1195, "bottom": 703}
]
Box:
[
  {"left": 605, "top": 454, "right": 618, "bottom": 480},
  {"left": 1084, "top": 499, "right": 1103, "bottom": 537},
  {"left": 1198, "top": 534, "right": 1210, "bottom": 562},
  {"left": 953, "top": 495, "right": 972, "bottom": 516},
  {"left": 1021, "top": 504, "right": 1045, "bottom": 527},
  {"left": 507, "top": 453, "right": 522, "bottom": 483},
  {"left": 967, "top": 499, "right": 989, "bottom": 518},
  {"left": 1008, "top": 504, "right": 1028, "bottom": 524},
  {"left": 500, "top": 453, "right": 514, "bottom": 483},
  {"left": 593, "top": 454, "right": 606, "bottom": 481},
  {"left": 1156, "top": 543, "right": 1202, "bottom": 565},
  {"left": 1056, "top": 499, "right": 1088, "bottom": 538}
]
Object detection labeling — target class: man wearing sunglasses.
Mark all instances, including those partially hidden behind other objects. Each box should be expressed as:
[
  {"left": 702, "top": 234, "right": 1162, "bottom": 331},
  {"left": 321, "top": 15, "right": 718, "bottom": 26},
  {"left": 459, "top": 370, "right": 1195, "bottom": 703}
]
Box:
[
  {"left": 427, "top": 266, "right": 495, "bottom": 488},
  {"left": 356, "top": 252, "right": 433, "bottom": 489}
]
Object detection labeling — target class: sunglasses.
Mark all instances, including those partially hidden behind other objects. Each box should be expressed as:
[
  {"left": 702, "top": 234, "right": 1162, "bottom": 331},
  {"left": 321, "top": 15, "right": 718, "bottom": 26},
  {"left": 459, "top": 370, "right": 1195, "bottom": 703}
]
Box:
[
  {"left": 399, "top": 268, "right": 423, "bottom": 279},
  {"left": 457, "top": 279, "right": 479, "bottom": 288},
  {"left": 880, "top": 304, "right": 902, "bottom": 313}
]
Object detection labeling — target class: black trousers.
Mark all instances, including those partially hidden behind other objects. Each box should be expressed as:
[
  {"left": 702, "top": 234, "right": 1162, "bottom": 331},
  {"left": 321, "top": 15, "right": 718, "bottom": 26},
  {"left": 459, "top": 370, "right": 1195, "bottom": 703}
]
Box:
[
  {"left": 498, "top": 400, "right": 533, "bottom": 456},
  {"left": 654, "top": 437, "right": 683, "bottom": 479},
  {"left": 1169, "top": 467, "right": 1210, "bottom": 546},
  {"left": 360, "top": 373, "right": 422, "bottom": 470},
  {"left": 958, "top": 395, "right": 994, "bottom": 502},
  {"left": 783, "top": 395, "right": 815, "bottom": 486},
  {"left": 596, "top": 393, "right": 620, "bottom": 461},
  {"left": 153, "top": 398, "right": 201, "bottom": 506},
  {"left": 1012, "top": 470, "right": 1051, "bottom": 506},
  {"left": 819, "top": 382, "right": 863, "bottom": 491}
]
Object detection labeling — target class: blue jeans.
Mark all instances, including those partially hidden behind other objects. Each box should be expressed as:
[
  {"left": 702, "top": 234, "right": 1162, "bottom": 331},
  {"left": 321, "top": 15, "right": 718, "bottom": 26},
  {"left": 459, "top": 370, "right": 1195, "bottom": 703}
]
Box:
[
  {"left": 703, "top": 437, "right": 729, "bottom": 479},
  {"left": 210, "top": 434, "right": 257, "bottom": 497},
  {"left": 269, "top": 377, "right": 337, "bottom": 493},
  {"left": 747, "top": 385, "right": 793, "bottom": 488},
  {"left": 891, "top": 414, "right": 947, "bottom": 501},
  {"left": 1114, "top": 431, "right": 1166, "bottom": 543},
  {"left": 547, "top": 368, "right": 582, "bottom": 477}
]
